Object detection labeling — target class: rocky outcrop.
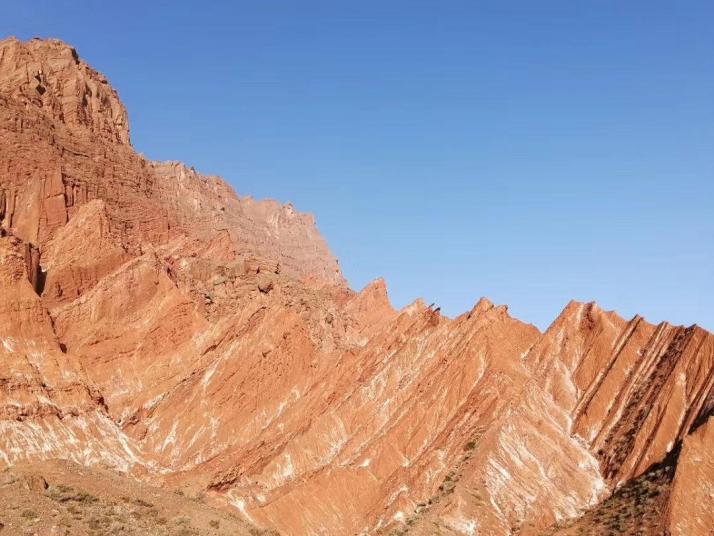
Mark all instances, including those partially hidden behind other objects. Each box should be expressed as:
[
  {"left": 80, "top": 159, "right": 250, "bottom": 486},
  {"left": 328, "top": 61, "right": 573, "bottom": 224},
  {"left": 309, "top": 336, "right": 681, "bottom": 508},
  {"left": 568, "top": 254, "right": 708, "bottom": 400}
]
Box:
[
  {"left": 397, "top": 303, "right": 714, "bottom": 535},
  {"left": 0, "top": 37, "right": 712, "bottom": 536},
  {"left": 667, "top": 417, "right": 714, "bottom": 535},
  {"left": 0, "top": 37, "right": 130, "bottom": 144},
  {"left": 525, "top": 301, "right": 714, "bottom": 485},
  {"left": 0, "top": 37, "right": 343, "bottom": 286},
  {"left": 0, "top": 233, "right": 147, "bottom": 471}
]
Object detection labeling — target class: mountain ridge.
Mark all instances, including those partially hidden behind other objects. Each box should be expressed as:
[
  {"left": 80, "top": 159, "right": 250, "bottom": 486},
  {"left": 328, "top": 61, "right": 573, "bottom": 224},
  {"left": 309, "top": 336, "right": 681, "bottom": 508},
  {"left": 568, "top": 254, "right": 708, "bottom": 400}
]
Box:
[{"left": 0, "top": 37, "right": 712, "bottom": 536}]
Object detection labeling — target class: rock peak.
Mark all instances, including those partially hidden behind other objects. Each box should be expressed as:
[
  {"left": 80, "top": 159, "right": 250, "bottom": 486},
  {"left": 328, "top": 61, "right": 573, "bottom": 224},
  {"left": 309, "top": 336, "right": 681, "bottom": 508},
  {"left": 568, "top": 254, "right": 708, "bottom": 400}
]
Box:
[
  {"left": 0, "top": 37, "right": 130, "bottom": 144},
  {"left": 473, "top": 296, "right": 495, "bottom": 313}
]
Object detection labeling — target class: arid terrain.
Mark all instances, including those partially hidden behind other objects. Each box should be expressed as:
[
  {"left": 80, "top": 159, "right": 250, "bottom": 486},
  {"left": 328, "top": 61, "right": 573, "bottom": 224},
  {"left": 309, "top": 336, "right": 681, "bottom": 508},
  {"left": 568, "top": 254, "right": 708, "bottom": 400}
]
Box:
[
  {"left": 0, "top": 460, "right": 266, "bottom": 535},
  {"left": 0, "top": 37, "right": 712, "bottom": 535}
]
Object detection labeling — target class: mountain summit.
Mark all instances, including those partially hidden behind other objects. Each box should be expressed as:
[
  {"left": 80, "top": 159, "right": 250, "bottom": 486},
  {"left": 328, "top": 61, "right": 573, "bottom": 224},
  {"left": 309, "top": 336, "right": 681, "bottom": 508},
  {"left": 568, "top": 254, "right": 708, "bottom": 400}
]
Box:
[{"left": 0, "top": 38, "right": 712, "bottom": 536}]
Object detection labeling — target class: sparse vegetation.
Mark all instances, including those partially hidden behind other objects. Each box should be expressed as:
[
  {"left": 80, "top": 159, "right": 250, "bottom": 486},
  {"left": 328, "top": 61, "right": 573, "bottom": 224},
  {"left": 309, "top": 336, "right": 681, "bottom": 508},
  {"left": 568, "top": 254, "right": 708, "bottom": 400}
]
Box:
[
  {"left": 47, "top": 483, "right": 98, "bottom": 504},
  {"left": 438, "top": 471, "right": 457, "bottom": 494},
  {"left": 538, "top": 446, "right": 679, "bottom": 535},
  {"left": 1, "top": 462, "right": 268, "bottom": 535},
  {"left": 175, "top": 515, "right": 191, "bottom": 525},
  {"left": 21, "top": 509, "right": 38, "bottom": 519},
  {"left": 248, "top": 529, "right": 281, "bottom": 536}
]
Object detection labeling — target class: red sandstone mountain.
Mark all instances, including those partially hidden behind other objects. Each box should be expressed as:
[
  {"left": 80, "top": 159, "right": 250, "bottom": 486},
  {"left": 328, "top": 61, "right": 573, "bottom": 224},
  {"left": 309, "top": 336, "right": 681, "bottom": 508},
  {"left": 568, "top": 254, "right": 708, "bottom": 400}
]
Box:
[{"left": 0, "top": 37, "right": 712, "bottom": 535}]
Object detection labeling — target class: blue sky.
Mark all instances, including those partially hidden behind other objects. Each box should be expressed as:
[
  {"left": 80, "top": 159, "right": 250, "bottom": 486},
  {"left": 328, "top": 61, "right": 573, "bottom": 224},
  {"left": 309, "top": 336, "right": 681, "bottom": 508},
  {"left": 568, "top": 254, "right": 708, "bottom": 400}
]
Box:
[{"left": 4, "top": 1, "right": 713, "bottom": 331}]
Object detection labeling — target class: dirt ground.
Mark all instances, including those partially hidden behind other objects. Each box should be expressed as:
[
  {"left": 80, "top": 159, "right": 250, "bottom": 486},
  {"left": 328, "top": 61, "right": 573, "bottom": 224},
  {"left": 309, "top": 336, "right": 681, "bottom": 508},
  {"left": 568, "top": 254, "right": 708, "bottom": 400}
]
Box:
[{"left": 0, "top": 459, "right": 274, "bottom": 535}]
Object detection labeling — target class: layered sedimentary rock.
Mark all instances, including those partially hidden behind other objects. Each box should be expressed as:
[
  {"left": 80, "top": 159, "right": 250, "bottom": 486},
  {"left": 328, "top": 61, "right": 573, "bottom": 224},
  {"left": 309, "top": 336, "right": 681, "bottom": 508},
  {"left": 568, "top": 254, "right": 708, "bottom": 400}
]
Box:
[
  {"left": 0, "top": 233, "right": 146, "bottom": 471},
  {"left": 407, "top": 302, "right": 714, "bottom": 534},
  {"left": 667, "top": 417, "right": 714, "bottom": 535},
  {"left": 0, "top": 38, "right": 342, "bottom": 287},
  {"left": 1, "top": 37, "right": 712, "bottom": 535}
]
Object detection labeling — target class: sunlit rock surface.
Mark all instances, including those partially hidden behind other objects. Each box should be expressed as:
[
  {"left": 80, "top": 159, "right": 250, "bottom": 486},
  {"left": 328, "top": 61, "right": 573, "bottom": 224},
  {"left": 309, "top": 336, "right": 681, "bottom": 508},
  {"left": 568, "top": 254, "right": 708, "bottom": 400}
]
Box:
[{"left": 1, "top": 37, "right": 712, "bottom": 535}]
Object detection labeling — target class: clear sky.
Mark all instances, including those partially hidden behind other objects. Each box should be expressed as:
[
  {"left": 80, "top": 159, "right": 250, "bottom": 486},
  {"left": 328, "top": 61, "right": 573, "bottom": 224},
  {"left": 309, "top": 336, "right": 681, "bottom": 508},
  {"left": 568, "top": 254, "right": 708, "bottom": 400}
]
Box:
[{"left": 4, "top": 1, "right": 713, "bottom": 331}]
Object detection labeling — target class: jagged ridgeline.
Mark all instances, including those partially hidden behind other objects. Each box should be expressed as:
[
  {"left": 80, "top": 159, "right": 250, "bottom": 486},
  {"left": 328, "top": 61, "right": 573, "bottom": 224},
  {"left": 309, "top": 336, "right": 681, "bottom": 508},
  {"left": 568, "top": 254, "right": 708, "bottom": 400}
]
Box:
[{"left": 0, "top": 37, "right": 712, "bottom": 536}]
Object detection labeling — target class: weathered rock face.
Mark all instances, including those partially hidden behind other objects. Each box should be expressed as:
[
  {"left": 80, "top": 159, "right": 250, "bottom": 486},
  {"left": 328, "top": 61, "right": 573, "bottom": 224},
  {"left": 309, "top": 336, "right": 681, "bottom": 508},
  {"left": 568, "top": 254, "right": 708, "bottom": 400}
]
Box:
[
  {"left": 0, "top": 234, "right": 147, "bottom": 471},
  {"left": 0, "top": 37, "right": 343, "bottom": 286},
  {"left": 0, "top": 37, "right": 129, "bottom": 144},
  {"left": 0, "top": 37, "right": 712, "bottom": 536},
  {"left": 406, "top": 302, "right": 714, "bottom": 535},
  {"left": 527, "top": 302, "right": 714, "bottom": 486},
  {"left": 667, "top": 417, "right": 714, "bottom": 535}
]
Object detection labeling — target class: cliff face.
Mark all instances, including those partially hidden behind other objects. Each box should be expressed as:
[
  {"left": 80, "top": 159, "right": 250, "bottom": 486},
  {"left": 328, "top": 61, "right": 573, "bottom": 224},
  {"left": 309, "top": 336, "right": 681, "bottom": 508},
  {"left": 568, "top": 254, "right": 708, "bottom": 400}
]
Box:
[
  {"left": 0, "top": 37, "right": 343, "bottom": 287},
  {"left": 0, "top": 37, "right": 712, "bottom": 536}
]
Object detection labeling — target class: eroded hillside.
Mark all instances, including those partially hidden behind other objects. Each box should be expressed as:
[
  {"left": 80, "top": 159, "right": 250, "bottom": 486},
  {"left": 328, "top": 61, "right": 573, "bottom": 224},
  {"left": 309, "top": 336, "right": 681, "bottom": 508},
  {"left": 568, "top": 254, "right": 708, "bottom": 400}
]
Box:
[{"left": 1, "top": 37, "right": 712, "bottom": 535}]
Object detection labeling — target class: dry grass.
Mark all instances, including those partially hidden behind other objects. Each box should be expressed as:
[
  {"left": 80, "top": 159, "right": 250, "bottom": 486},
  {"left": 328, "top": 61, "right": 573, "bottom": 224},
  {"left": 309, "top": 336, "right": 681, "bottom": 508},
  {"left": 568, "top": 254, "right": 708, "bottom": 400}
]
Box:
[{"left": 0, "top": 459, "right": 270, "bottom": 535}]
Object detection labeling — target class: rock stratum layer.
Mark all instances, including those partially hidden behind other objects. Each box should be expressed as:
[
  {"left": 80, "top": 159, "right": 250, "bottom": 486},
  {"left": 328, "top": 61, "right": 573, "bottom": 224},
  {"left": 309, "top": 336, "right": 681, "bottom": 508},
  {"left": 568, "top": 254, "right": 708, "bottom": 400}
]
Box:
[{"left": 0, "top": 37, "right": 712, "bottom": 536}]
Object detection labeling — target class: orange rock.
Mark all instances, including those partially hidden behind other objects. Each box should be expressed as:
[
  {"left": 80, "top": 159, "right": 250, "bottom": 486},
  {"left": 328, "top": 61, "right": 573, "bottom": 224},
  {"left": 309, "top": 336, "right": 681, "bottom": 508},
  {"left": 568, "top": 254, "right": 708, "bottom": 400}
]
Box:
[
  {"left": 668, "top": 417, "right": 714, "bottom": 536},
  {"left": 1, "top": 37, "right": 712, "bottom": 536}
]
